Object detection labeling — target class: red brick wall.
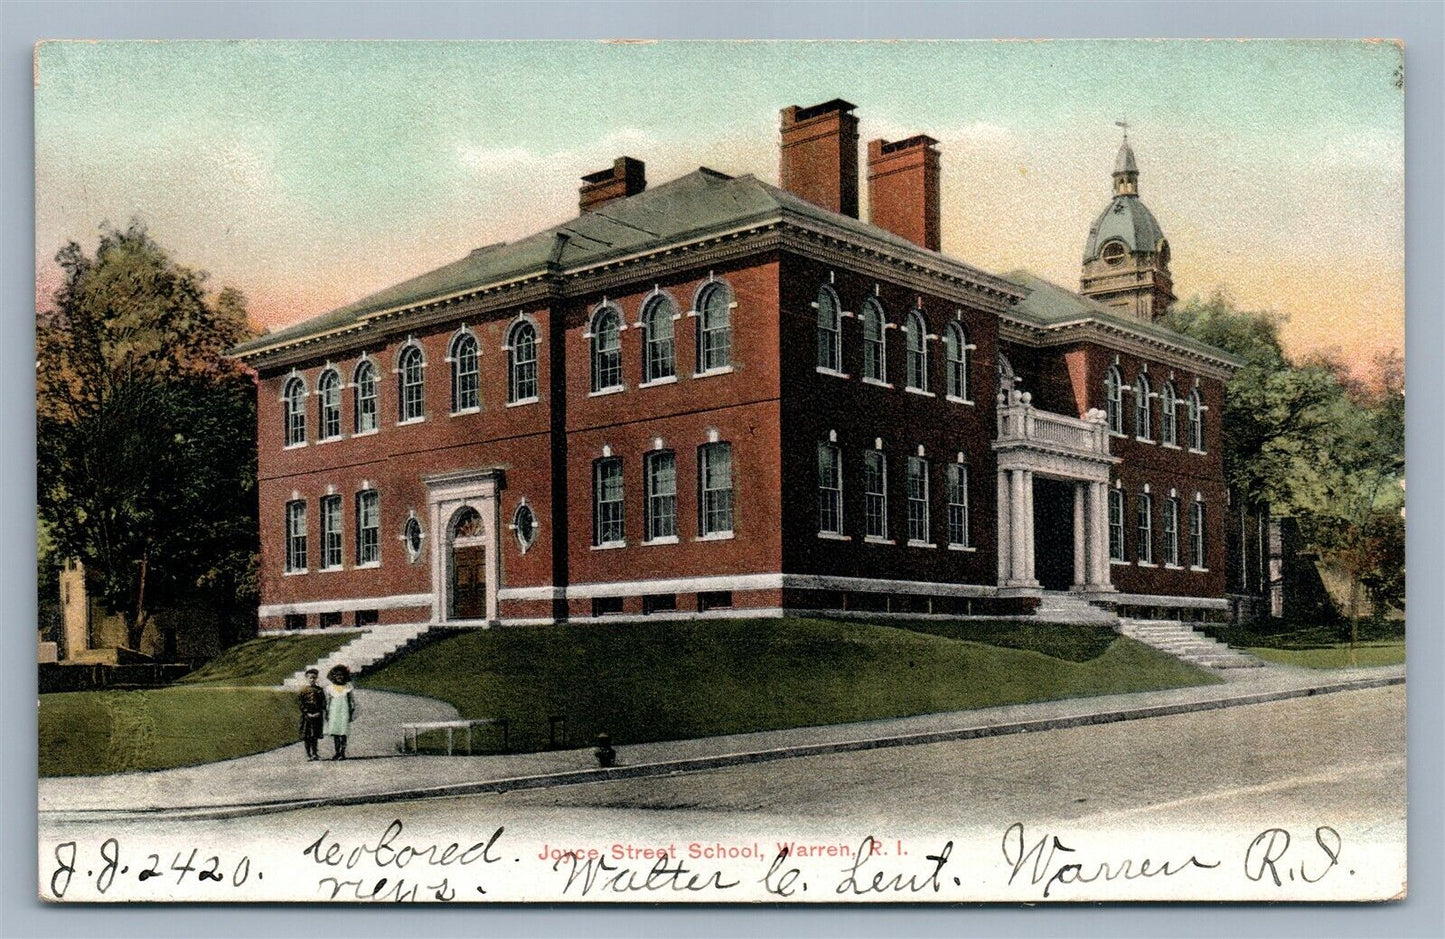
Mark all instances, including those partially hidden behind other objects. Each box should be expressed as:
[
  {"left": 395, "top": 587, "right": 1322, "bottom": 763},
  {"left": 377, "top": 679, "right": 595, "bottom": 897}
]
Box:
[{"left": 778, "top": 254, "right": 1000, "bottom": 588}]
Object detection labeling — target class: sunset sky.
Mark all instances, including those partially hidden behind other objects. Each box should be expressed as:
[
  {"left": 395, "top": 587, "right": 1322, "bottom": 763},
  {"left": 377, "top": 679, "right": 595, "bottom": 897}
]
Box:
[{"left": 35, "top": 40, "right": 1404, "bottom": 368}]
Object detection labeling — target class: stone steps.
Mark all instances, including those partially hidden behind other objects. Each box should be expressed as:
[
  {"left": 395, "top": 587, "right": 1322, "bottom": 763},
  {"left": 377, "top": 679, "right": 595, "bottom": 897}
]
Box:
[
  {"left": 1035, "top": 592, "right": 1120, "bottom": 625},
  {"left": 281, "top": 622, "right": 437, "bottom": 689},
  {"left": 1117, "top": 618, "right": 1263, "bottom": 669}
]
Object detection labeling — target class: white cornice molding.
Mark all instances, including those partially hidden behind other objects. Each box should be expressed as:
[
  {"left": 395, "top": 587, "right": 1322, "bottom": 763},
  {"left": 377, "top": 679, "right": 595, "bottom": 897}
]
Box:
[{"left": 999, "top": 315, "right": 1238, "bottom": 379}]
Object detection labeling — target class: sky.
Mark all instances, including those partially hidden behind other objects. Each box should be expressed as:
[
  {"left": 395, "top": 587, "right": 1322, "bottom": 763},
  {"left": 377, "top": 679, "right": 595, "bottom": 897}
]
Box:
[{"left": 34, "top": 40, "right": 1404, "bottom": 369}]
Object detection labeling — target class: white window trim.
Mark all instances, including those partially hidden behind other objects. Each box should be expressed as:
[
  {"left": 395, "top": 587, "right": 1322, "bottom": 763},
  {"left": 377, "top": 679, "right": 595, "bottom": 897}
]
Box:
[
  {"left": 862, "top": 377, "right": 894, "bottom": 390},
  {"left": 815, "top": 366, "right": 850, "bottom": 379},
  {"left": 693, "top": 365, "right": 735, "bottom": 379},
  {"left": 639, "top": 375, "right": 679, "bottom": 389},
  {"left": 948, "top": 544, "right": 977, "bottom": 552},
  {"left": 396, "top": 416, "right": 427, "bottom": 426},
  {"left": 450, "top": 405, "right": 482, "bottom": 417},
  {"left": 591, "top": 541, "right": 628, "bottom": 551},
  {"left": 354, "top": 560, "right": 382, "bottom": 570},
  {"left": 864, "top": 536, "right": 896, "bottom": 546},
  {"left": 907, "top": 539, "right": 938, "bottom": 549},
  {"left": 641, "top": 535, "right": 680, "bottom": 547},
  {"left": 1188, "top": 448, "right": 1208, "bottom": 455},
  {"left": 945, "top": 394, "right": 975, "bottom": 406},
  {"left": 693, "top": 531, "right": 735, "bottom": 542},
  {"left": 817, "top": 532, "right": 852, "bottom": 542},
  {"left": 283, "top": 568, "right": 310, "bottom": 577},
  {"left": 904, "top": 387, "right": 936, "bottom": 399},
  {"left": 284, "top": 441, "right": 309, "bottom": 450},
  {"left": 589, "top": 385, "right": 627, "bottom": 398},
  {"left": 506, "top": 396, "right": 540, "bottom": 408}
]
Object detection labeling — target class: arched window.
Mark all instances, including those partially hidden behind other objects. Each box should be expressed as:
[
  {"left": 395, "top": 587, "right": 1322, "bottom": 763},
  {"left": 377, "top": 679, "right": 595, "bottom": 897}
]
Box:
[
  {"left": 449, "top": 330, "right": 479, "bottom": 413},
  {"left": 1159, "top": 381, "right": 1178, "bottom": 446},
  {"left": 815, "top": 286, "right": 841, "bottom": 372},
  {"left": 590, "top": 305, "right": 622, "bottom": 393},
  {"left": 452, "top": 505, "right": 483, "bottom": 539},
  {"left": 282, "top": 376, "right": 307, "bottom": 446},
  {"left": 696, "top": 281, "right": 732, "bottom": 372},
  {"left": 1104, "top": 366, "right": 1123, "bottom": 434},
  {"left": 1188, "top": 389, "right": 1205, "bottom": 450},
  {"left": 507, "top": 319, "right": 538, "bottom": 403},
  {"left": 1134, "top": 374, "right": 1152, "bottom": 440},
  {"left": 353, "top": 359, "right": 378, "bottom": 434},
  {"left": 397, "top": 343, "right": 425, "bottom": 422},
  {"left": 317, "top": 369, "right": 341, "bottom": 441},
  {"left": 641, "top": 295, "right": 676, "bottom": 383},
  {"left": 905, "top": 310, "right": 928, "bottom": 391},
  {"left": 944, "top": 322, "right": 970, "bottom": 401},
  {"left": 998, "top": 352, "right": 1017, "bottom": 395},
  {"left": 861, "top": 298, "right": 886, "bottom": 383}
]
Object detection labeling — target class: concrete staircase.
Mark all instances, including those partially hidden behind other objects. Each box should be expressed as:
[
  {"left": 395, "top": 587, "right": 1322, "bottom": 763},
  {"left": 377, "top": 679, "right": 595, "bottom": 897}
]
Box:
[
  {"left": 281, "top": 623, "right": 436, "bottom": 689},
  {"left": 1035, "top": 591, "right": 1119, "bottom": 625},
  {"left": 1118, "top": 618, "right": 1263, "bottom": 669}
]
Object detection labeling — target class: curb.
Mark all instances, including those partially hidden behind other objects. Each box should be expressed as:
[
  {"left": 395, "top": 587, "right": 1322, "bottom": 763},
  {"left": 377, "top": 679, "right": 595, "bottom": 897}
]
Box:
[{"left": 44, "top": 673, "right": 1404, "bottom": 823}]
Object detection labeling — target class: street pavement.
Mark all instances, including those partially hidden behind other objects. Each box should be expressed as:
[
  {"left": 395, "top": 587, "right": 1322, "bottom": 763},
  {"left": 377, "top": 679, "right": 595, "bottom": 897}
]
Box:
[{"left": 39, "top": 661, "right": 1403, "bottom": 820}]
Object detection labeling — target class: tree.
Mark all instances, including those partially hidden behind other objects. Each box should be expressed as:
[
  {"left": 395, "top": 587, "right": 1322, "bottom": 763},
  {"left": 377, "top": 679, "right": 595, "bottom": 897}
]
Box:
[
  {"left": 36, "top": 222, "right": 259, "bottom": 652},
  {"left": 1166, "top": 294, "right": 1406, "bottom": 638}
]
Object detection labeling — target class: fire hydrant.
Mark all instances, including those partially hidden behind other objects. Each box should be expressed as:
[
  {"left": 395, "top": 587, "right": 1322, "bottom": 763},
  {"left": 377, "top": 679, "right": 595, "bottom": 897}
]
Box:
[{"left": 594, "top": 732, "right": 617, "bottom": 768}]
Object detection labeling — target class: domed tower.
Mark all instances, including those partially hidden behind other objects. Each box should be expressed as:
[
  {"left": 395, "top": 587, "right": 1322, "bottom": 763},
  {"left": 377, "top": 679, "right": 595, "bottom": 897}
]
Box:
[{"left": 1080, "top": 132, "right": 1175, "bottom": 322}]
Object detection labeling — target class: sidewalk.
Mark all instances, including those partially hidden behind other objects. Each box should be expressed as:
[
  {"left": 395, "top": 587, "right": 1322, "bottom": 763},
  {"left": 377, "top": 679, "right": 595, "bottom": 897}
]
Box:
[{"left": 39, "top": 662, "right": 1404, "bottom": 822}]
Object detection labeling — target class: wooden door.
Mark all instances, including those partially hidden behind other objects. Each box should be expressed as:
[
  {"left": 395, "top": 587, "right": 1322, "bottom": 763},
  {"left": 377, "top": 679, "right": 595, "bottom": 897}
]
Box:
[{"left": 452, "top": 545, "right": 487, "bottom": 619}]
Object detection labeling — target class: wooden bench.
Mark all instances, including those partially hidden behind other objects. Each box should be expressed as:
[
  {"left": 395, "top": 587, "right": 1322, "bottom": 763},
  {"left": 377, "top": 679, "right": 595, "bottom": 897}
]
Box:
[{"left": 401, "top": 718, "right": 507, "bottom": 755}]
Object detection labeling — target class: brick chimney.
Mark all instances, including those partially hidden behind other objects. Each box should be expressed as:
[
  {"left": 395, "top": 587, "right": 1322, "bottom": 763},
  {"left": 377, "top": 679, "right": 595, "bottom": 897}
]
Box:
[
  {"left": 779, "top": 99, "right": 859, "bottom": 218},
  {"left": 579, "top": 156, "right": 646, "bottom": 213},
  {"left": 867, "top": 135, "right": 941, "bottom": 251}
]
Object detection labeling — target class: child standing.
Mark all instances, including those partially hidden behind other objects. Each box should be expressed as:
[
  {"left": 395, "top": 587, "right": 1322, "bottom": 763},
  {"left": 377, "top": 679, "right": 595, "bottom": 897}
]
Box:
[{"left": 324, "top": 664, "right": 358, "bottom": 760}]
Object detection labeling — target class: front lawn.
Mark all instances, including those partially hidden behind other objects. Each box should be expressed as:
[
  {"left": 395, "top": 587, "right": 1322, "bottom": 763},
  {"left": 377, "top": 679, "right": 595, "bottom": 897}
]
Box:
[
  {"left": 40, "top": 687, "right": 298, "bottom": 777},
  {"left": 175, "top": 633, "right": 352, "bottom": 686},
  {"left": 362, "top": 617, "right": 1218, "bottom": 753},
  {"left": 1246, "top": 642, "right": 1405, "bottom": 669}
]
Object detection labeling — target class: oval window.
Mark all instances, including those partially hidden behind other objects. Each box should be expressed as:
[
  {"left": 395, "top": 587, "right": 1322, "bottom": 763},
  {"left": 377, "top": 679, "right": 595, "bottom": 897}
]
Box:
[
  {"left": 1101, "top": 241, "right": 1126, "bottom": 265},
  {"left": 403, "top": 516, "right": 424, "bottom": 562},
  {"left": 514, "top": 503, "right": 537, "bottom": 553}
]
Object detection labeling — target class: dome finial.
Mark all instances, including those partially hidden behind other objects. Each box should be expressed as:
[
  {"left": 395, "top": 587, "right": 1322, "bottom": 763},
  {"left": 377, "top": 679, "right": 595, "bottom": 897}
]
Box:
[{"left": 1112, "top": 122, "right": 1139, "bottom": 196}]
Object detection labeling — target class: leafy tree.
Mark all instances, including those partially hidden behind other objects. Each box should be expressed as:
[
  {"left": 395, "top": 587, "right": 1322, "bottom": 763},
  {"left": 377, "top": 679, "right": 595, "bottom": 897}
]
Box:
[
  {"left": 37, "top": 222, "right": 258, "bottom": 651},
  {"left": 1165, "top": 294, "right": 1406, "bottom": 639}
]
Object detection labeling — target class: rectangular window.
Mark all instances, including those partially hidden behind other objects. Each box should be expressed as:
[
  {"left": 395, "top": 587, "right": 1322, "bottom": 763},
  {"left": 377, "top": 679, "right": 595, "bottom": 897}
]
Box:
[
  {"left": 817, "top": 443, "right": 842, "bottom": 534},
  {"left": 319, "top": 611, "right": 343, "bottom": 629},
  {"left": 355, "top": 489, "right": 379, "bottom": 565},
  {"left": 355, "top": 366, "right": 378, "bottom": 434},
  {"left": 699, "top": 442, "right": 734, "bottom": 536},
  {"left": 593, "top": 458, "right": 625, "bottom": 546},
  {"left": 591, "top": 596, "right": 624, "bottom": 617},
  {"left": 698, "top": 590, "right": 733, "bottom": 611},
  {"left": 863, "top": 450, "right": 887, "bottom": 540},
  {"left": 1164, "top": 497, "right": 1180, "bottom": 566},
  {"left": 906, "top": 456, "right": 930, "bottom": 543},
  {"left": 947, "top": 463, "right": 970, "bottom": 548},
  {"left": 644, "top": 450, "right": 677, "bottom": 541},
  {"left": 284, "top": 613, "right": 307, "bottom": 631},
  {"left": 354, "top": 609, "right": 379, "bottom": 627},
  {"left": 1191, "top": 501, "right": 1206, "bottom": 568},
  {"left": 1108, "top": 489, "right": 1125, "bottom": 562},
  {"left": 320, "top": 494, "right": 342, "bottom": 570},
  {"left": 285, "top": 500, "right": 308, "bottom": 572},
  {"left": 1136, "top": 492, "right": 1153, "bottom": 563},
  {"left": 642, "top": 594, "right": 677, "bottom": 615}
]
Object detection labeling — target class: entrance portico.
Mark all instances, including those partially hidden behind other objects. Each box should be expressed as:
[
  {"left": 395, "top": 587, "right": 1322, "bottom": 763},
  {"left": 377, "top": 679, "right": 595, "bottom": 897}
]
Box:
[
  {"left": 992, "top": 390, "right": 1118, "bottom": 596},
  {"left": 424, "top": 468, "right": 506, "bottom": 624}
]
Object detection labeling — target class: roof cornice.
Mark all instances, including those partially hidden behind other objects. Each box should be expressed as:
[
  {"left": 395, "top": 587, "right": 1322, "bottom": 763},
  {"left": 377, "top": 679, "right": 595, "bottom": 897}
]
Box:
[{"left": 998, "top": 313, "right": 1241, "bottom": 379}]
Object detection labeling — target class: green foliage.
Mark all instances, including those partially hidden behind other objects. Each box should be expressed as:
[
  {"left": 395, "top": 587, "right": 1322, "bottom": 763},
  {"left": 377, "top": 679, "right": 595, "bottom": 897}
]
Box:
[
  {"left": 39, "top": 687, "right": 297, "bottom": 776},
  {"left": 176, "top": 634, "right": 353, "bottom": 687},
  {"left": 1165, "top": 293, "right": 1405, "bottom": 619},
  {"left": 362, "top": 617, "right": 1218, "bottom": 753},
  {"left": 36, "top": 222, "right": 259, "bottom": 648}
]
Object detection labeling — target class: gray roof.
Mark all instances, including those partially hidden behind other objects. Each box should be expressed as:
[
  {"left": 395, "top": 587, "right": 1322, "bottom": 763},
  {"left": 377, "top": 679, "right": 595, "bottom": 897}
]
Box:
[
  {"left": 1114, "top": 138, "right": 1138, "bottom": 175},
  {"left": 1001, "top": 270, "right": 1239, "bottom": 365},
  {"left": 1082, "top": 195, "right": 1166, "bottom": 262},
  {"left": 231, "top": 168, "right": 1016, "bottom": 357}
]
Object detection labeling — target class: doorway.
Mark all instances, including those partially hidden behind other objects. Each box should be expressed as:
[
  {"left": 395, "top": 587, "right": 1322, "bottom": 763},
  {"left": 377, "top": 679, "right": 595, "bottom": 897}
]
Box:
[
  {"left": 1033, "top": 477, "right": 1076, "bottom": 591},
  {"left": 451, "top": 544, "right": 487, "bottom": 619}
]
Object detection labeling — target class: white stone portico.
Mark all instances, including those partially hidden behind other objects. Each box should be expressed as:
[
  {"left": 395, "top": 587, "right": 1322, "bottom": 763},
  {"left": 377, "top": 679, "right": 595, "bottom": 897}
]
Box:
[
  {"left": 992, "top": 390, "right": 1120, "bottom": 597},
  {"left": 423, "top": 468, "right": 506, "bottom": 624}
]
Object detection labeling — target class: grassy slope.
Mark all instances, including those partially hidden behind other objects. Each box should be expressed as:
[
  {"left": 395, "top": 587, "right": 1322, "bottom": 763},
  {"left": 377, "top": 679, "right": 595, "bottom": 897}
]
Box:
[
  {"left": 175, "top": 633, "right": 352, "bottom": 686},
  {"left": 1246, "top": 642, "right": 1405, "bottom": 669},
  {"left": 40, "top": 687, "right": 297, "bottom": 777},
  {"left": 363, "top": 617, "right": 1217, "bottom": 752}
]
